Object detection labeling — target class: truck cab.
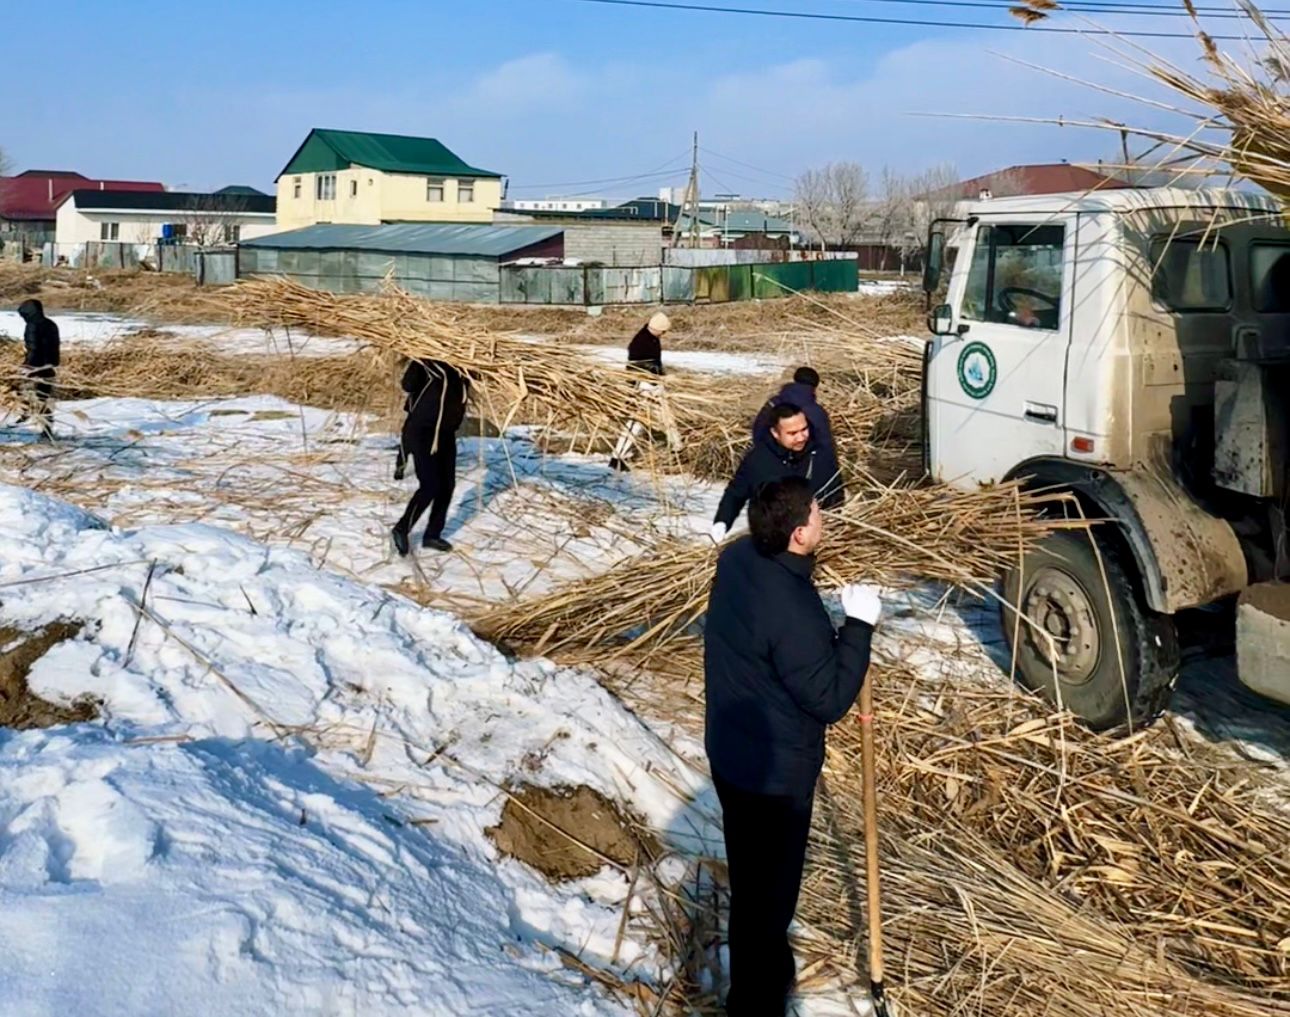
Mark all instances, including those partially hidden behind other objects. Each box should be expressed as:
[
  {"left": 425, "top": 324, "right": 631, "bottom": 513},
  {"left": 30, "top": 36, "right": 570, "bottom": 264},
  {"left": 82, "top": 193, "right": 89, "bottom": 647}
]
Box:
[{"left": 922, "top": 188, "right": 1290, "bottom": 728}]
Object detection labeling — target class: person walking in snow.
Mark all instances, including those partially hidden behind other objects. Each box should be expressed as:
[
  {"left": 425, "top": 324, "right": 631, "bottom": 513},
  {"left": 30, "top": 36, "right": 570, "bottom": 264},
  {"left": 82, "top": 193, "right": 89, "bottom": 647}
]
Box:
[
  {"left": 703, "top": 476, "right": 880, "bottom": 1016},
  {"left": 751, "top": 366, "right": 842, "bottom": 507},
  {"left": 608, "top": 311, "right": 682, "bottom": 472},
  {"left": 391, "top": 358, "right": 469, "bottom": 556},
  {"left": 14, "top": 300, "right": 60, "bottom": 440},
  {"left": 707, "top": 402, "right": 841, "bottom": 545}
]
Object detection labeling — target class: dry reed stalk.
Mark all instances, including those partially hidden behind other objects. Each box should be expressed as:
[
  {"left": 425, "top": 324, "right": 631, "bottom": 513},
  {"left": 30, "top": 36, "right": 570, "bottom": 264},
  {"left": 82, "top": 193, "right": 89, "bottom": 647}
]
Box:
[{"left": 473, "top": 479, "right": 1077, "bottom": 659}]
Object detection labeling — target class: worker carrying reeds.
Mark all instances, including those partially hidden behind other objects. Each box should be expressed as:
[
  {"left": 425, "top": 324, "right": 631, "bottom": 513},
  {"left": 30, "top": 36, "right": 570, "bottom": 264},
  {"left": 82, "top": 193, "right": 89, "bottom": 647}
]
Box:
[
  {"left": 704, "top": 476, "right": 880, "bottom": 1016},
  {"left": 14, "top": 300, "right": 60, "bottom": 441},
  {"left": 391, "top": 358, "right": 469, "bottom": 557},
  {"left": 709, "top": 402, "right": 842, "bottom": 544},
  {"left": 751, "top": 366, "right": 842, "bottom": 506},
  {"left": 608, "top": 311, "right": 683, "bottom": 472}
]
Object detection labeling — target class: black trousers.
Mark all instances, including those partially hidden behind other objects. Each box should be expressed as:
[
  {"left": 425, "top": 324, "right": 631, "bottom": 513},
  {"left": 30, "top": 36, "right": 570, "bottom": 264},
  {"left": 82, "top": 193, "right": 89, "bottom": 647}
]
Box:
[
  {"left": 714, "top": 772, "right": 814, "bottom": 1017},
  {"left": 395, "top": 434, "right": 457, "bottom": 541}
]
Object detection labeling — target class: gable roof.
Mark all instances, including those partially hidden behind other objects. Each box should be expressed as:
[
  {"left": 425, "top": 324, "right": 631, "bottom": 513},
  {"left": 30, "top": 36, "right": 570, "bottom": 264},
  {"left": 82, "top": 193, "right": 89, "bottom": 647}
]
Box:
[
  {"left": 215, "top": 184, "right": 269, "bottom": 197},
  {"left": 241, "top": 222, "right": 561, "bottom": 257},
  {"left": 947, "top": 163, "right": 1133, "bottom": 199},
  {"left": 277, "top": 129, "right": 501, "bottom": 181},
  {"left": 1, "top": 173, "right": 165, "bottom": 221},
  {"left": 67, "top": 190, "right": 276, "bottom": 214}
]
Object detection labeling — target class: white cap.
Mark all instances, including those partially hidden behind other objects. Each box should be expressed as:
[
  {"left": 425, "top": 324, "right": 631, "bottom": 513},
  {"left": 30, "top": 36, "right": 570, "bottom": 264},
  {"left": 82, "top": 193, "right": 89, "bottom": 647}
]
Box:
[{"left": 647, "top": 312, "right": 671, "bottom": 336}]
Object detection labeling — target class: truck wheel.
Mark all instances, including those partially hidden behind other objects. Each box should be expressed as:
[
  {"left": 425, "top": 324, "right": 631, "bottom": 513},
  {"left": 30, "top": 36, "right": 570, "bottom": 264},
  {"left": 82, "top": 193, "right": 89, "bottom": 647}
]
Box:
[{"left": 1000, "top": 529, "right": 1180, "bottom": 730}]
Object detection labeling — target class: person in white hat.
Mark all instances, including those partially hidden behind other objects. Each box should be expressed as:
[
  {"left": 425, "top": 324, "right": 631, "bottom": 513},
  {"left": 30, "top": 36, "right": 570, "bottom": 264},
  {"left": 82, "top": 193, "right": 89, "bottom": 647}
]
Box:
[{"left": 609, "top": 311, "right": 682, "bottom": 471}]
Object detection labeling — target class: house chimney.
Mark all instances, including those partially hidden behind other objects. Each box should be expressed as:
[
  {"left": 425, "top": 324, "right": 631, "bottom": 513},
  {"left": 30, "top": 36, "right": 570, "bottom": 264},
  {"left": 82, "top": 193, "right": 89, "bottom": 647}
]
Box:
[
  {"left": 100, "top": 181, "right": 105, "bottom": 190},
  {"left": 48, "top": 179, "right": 53, "bottom": 201}
]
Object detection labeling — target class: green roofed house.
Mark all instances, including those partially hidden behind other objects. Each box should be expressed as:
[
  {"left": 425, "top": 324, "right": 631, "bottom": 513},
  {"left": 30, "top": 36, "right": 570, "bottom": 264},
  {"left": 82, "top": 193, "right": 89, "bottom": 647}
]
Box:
[{"left": 275, "top": 128, "right": 503, "bottom": 230}]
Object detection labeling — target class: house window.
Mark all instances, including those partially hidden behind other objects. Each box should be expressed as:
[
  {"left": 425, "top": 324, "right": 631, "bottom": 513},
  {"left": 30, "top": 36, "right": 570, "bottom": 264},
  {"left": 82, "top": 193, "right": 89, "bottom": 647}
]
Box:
[
  {"left": 350, "top": 179, "right": 358, "bottom": 198},
  {"left": 427, "top": 178, "right": 445, "bottom": 202},
  {"left": 961, "top": 223, "right": 1065, "bottom": 330},
  {"left": 100, "top": 222, "right": 120, "bottom": 241},
  {"left": 316, "top": 173, "right": 336, "bottom": 200},
  {"left": 171, "top": 224, "right": 188, "bottom": 240},
  {"left": 458, "top": 179, "right": 475, "bottom": 203},
  {"left": 227, "top": 224, "right": 241, "bottom": 244},
  {"left": 293, "top": 177, "right": 302, "bottom": 199},
  {"left": 1150, "top": 237, "right": 1231, "bottom": 312}
]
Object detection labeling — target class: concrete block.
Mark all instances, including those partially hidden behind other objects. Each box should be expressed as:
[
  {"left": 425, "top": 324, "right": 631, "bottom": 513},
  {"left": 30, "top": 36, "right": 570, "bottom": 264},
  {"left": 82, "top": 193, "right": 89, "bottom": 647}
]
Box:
[{"left": 1237, "top": 582, "right": 1290, "bottom": 705}]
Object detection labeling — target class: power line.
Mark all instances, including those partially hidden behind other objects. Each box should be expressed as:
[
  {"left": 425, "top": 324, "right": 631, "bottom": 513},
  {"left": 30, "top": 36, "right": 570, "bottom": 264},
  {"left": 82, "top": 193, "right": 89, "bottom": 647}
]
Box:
[
  {"left": 566, "top": 0, "right": 1266, "bottom": 38},
  {"left": 507, "top": 151, "right": 691, "bottom": 191},
  {"left": 700, "top": 146, "right": 796, "bottom": 183}
]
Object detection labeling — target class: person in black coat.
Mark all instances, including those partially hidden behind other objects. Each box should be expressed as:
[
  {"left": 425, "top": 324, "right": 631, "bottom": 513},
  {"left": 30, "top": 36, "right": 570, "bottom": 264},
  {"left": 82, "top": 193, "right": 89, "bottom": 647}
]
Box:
[
  {"left": 751, "top": 366, "right": 842, "bottom": 506},
  {"left": 708, "top": 402, "right": 841, "bottom": 544},
  {"left": 391, "top": 359, "right": 469, "bottom": 556},
  {"left": 15, "top": 299, "right": 60, "bottom": 439},
  {"left": 704, "top": 476, "right": 881, "bottom": 1016},
  {"left": 609, "top": 312, "right": 679, "bottom": 471}
]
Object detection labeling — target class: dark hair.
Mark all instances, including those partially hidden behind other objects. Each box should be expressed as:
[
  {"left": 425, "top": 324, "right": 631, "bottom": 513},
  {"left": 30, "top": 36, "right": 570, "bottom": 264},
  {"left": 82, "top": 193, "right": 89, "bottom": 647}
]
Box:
[
  {"left": 749, "top": 476, "right": 815, "bottom": 555},
  {"left": 793, "top": 366, "right": 820, "bottom": 387},
  {"left": 769, "top": 401, "right": 804, "bottom": 427}
]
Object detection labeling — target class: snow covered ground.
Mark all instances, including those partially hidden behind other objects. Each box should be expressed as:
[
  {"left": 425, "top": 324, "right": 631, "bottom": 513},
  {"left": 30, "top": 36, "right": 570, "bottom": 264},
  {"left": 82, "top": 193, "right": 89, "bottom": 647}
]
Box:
[
  {"left": 0, "top": 309, "right": 360, "bottom": 358},
  {"left": 0, "top": 483, "right": 719, "bottom": 1016}
]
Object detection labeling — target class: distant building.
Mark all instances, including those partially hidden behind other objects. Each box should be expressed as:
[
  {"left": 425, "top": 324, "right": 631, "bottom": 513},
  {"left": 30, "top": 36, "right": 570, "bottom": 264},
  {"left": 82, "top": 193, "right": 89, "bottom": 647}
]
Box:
[
  {"left": 506, "top": 197, "right": 607, "bottom": 213},
  {"left": 274, "top": 128, "right": 503, "bottom": 230},
  {"left": 55, "top": 189, "right": 278, "bottom": 247},
  {"left": 945, "top": 163, "right": 1133, "bottom": 200},
  {"left": 0, "top": 170, "right": 164, "bottom": 243}
]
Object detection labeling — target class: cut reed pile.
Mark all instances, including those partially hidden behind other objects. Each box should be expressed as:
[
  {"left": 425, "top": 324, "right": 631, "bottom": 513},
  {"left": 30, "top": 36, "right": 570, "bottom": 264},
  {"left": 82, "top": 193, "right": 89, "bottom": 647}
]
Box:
[
  {"left": 0, "top": 263, "right": 204, "bottom": 315},
  {"left": 809, "top": 661, "right": 1290, "bottom": 1015},
  {"left": 474, "top": 479, "right": 1072, "bottom": 659},
  {"left": 595, "top": 640, "right": 1290, "bottom": 1016},
  {"left": 212, "top": 277, "right": 729, "bottom": 441}
]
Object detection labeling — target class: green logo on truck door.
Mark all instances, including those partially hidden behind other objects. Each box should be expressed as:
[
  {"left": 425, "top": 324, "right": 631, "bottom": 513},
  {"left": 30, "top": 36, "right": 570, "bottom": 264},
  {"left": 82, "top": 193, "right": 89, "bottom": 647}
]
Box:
[{"left": 956, "top": 341, "right": 997, "bottom": 399}]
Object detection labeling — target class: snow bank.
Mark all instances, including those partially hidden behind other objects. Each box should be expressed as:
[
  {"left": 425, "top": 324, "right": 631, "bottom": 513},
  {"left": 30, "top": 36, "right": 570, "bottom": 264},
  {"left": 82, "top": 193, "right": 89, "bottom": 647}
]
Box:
[{"left": 0, "top": 484, "right": 712, "bottom": 1015}]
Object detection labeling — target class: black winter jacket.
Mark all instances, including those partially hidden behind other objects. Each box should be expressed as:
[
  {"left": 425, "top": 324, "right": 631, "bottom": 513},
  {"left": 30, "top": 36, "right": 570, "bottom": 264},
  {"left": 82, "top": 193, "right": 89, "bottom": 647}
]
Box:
[
  {"left": 704, "top": 536, "right": 872, "bottom": 801},
  {"left": 752, "top": 382, "right": 842, "bottom": 505},
  {"left": 626, "top": 325, "right": 663, "bottom": 376},
  {"left": 17, "top": 300, "right": 60, "bottom": 370},
  {"left": 713, "top": 435, "right": 833, "bottom": 529},
  {"left": 402, "top": 360, "right": 468, "bottom": 451}
]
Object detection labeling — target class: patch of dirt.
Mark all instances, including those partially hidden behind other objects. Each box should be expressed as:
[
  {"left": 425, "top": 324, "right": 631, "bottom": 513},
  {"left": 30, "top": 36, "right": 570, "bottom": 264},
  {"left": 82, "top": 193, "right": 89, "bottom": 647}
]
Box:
[
  {"left": 0, "top": 621, "right": 100, "bottom": 729},
  {"left": 486, "top": 783, "right": 657, "bottom": 882}
]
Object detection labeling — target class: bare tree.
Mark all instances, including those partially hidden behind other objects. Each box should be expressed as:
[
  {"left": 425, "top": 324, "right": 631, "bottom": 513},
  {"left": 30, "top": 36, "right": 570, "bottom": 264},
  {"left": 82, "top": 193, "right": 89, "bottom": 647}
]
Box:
[
  {"left": 0, "top": 146, "right": 11, "bottom": 177},
  {"left": 792, "top": 168, "right": 833, "bottom": 250},
  {"left": 182, "top": 193, "right": 249, "bottom": 247},
  {"left": 792, "top": 162, "right": 870, "bottom": 247},
  {"left": 901, "top": 164, "right": 962, "bottom": 267}
]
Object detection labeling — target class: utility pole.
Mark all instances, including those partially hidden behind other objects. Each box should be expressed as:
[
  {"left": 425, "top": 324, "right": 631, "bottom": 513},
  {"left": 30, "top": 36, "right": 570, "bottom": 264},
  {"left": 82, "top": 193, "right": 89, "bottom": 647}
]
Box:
[{"left": 670, "top": 131, "right": 701, "bottom": 250}]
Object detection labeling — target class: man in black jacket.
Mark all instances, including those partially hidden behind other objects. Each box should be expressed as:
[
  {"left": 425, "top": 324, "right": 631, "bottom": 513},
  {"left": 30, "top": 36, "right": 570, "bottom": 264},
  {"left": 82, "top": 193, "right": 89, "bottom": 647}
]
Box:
[
  {"left": 15, "top": 300, "right": 60, "bottom": 440},
  {"left": 751, "top": 366, "right": 842, "bottom": 506},
  {"left": 391, "top": 359, "right": 469, "bottom": 556},
  {"left": 704, "top": 477, "right": 881, "bottom": 1016},
  {"left": 708, "top": 403, "right": 841, "bottom": 544}
]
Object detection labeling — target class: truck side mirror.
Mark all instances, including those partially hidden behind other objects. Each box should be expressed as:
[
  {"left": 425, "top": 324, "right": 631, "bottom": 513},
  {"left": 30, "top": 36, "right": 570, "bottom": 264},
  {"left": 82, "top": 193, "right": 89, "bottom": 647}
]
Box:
[
  {"left": 928, "top": 303, "right": 954, "bottom": 336},
  {"left": 923, "top": 231, "right": 945, "bottom": 295}
]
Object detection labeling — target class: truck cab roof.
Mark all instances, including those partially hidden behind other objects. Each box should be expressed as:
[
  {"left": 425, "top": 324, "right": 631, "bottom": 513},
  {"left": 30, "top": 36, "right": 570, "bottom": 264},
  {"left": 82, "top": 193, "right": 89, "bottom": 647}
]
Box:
[{"left": 963, "top": 186, "right": 1283, "bottom": 218}]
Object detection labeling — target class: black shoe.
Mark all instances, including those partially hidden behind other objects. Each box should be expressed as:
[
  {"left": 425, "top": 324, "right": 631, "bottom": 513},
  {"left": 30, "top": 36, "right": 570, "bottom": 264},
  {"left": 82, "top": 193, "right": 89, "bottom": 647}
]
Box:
[
  {"left": 608, "top": 457, "right": 630, "bottom": 473},
  {"left": 391, "top": 527, "right": 410, "bottom": 557},
  {"left": 422, "top": 536, "right": 453, "bottom": 553},
  {"left": 393, "top": 465, "right": 406, "bottom": 481}
]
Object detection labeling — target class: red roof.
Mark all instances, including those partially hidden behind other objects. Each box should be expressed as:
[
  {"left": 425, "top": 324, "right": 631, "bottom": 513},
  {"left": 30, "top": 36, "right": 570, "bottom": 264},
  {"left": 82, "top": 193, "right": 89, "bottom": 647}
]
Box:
[
  {"left": 0, "top": 171, "right": 165, "bottom": 221},
  {"left": 949, "top": 163, "right": 1133, "bottom": 199}
]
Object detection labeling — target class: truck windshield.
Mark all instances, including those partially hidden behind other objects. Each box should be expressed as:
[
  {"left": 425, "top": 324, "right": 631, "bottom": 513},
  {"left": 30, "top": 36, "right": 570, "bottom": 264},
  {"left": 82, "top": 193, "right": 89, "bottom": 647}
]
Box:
[
  {"left": 960, "top": 223, "right": 1064, "bottom": 331},
  {"left": 1251, "top": 243, "right": 1290, "bottom": 313}
]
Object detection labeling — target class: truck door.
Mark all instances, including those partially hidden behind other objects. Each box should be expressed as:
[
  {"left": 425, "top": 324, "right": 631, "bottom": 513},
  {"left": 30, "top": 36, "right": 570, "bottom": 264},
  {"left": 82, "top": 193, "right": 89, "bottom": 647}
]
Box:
[{"left": 928, "top": 218, "right": 1072, "bottom": 485}]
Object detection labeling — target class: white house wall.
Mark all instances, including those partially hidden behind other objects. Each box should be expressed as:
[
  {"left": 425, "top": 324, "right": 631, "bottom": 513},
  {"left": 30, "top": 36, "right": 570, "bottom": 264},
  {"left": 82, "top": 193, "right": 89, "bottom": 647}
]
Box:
[{"left": 55, "top": 204, "right": 278, "bottom": 245}]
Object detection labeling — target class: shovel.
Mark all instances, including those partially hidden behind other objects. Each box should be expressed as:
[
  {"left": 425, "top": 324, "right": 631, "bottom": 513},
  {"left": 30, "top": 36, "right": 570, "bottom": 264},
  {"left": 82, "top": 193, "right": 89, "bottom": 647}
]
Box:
[{"left": 858, "top": 673, "right": 893, "bottom": 1017}]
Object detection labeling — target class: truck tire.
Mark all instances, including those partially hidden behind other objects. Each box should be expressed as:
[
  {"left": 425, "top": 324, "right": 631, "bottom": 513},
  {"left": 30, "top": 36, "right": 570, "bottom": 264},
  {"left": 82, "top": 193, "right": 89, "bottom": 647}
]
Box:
[{"left": 1000, "top": 529, "right": 1180, "bottom": 730}]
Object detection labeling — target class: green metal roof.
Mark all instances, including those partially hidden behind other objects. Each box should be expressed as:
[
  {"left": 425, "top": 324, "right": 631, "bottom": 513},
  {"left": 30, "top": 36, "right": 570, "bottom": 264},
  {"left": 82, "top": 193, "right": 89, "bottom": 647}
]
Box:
[
  {"left": 278, "top": 129, "right": 501, "bottom": 180},
  {"left": 242, "top": 223, "right": 561, "bottom": 257}
]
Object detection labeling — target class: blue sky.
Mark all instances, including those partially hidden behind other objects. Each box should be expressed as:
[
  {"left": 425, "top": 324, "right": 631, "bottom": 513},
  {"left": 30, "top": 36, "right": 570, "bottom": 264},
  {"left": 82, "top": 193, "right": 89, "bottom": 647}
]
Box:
[{"left": 7, "top": 0, "right": 1196, "bottom": 198}]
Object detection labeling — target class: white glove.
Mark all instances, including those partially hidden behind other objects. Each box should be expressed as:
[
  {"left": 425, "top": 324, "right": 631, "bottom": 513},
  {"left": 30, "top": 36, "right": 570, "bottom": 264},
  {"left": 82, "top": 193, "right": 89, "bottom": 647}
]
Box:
[
  {"left": 708, "top": 522, "right": 729, "bottom": 545},
  {"left": 840, "top": 583, "right": 882, "bottom": 625}
]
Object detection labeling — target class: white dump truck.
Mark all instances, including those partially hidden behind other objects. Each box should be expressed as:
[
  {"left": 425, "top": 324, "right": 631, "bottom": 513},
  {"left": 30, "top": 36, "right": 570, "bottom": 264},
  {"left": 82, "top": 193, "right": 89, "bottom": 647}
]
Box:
[{"left": 921, "top": 187, "right": 1290, "bottom": 729}]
